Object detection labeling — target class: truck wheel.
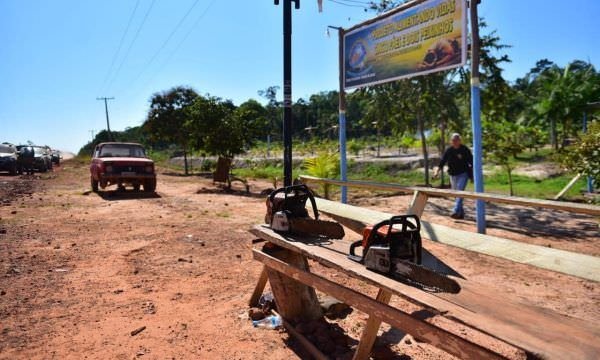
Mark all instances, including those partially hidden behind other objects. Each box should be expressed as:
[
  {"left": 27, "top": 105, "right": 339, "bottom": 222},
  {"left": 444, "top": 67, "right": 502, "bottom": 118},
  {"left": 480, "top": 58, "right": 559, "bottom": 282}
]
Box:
[
  {"left": 91, "top": 177, "right": 99, "bottom": 192},
  {"left": 9, "top": 164, "right": 17, "bottom": 176},
  {"left": 133, "top": 184, "right": 141, "bottom": 192},
  {"left": 144, "top": 180, "right": 156, "bottom": 193}
]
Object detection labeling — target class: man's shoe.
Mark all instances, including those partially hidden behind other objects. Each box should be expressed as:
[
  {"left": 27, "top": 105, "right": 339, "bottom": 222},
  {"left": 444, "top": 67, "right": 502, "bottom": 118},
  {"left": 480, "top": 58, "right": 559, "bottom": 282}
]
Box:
[{"left": 450, "top": 213, "right": 465, "bottom": 220}]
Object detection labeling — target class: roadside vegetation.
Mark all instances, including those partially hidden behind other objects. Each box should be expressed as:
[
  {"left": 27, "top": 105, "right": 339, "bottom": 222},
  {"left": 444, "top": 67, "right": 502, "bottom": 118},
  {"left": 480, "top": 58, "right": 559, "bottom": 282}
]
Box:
[{"left": 77, "top": 17, "right": 599, "bottom": 204}]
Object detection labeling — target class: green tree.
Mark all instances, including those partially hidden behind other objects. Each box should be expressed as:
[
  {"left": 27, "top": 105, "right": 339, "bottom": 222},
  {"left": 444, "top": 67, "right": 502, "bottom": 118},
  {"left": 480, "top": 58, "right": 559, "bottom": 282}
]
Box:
[
  {"left": 187, "top": 95, "right": 266, "bottom": 159},
  {"left": 526, "top": 61, "right": 598, "bottom": 149},
  {"left": 561, "top": 121, "right": 600, "bottom": 185},
  {"left": 483, "top": 120, "right": 525, "bottom": 196},
  {"left": 258, "top": 86, "right": 281, "bottom": 149},
  {"left": 235, "top": 99, "right": 269, "bottom": 145},
  {"left": 144, "top": 86, "right": 198, "bottom": 174}
]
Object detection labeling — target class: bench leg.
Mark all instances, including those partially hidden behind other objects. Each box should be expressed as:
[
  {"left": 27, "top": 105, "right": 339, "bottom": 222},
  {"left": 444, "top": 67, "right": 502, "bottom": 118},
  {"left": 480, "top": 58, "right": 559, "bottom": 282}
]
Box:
[
  {"left": 249, "top": 266, "right": 269, "bottom": 307},
  {"left": 264, "top": 247, "right": 323, "bottom": 321},
  {"left": 352, "top": 288, "right": 393, "bottom": 360},
  {"left": 408, "top": 190, "right": 428, "bottom": 217}
]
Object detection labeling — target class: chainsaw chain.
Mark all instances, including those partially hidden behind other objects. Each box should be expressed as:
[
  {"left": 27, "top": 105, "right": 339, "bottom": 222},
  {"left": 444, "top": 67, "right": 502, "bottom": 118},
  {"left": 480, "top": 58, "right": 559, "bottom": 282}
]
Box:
[{"left": 392, "top": 261, "right": 461, "bottom": 294}]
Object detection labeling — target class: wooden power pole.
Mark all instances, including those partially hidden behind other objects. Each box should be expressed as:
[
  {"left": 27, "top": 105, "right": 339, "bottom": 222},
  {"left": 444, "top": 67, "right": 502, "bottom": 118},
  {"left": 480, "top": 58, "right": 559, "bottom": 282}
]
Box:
[{"left": 96, "top": 97, "right": 115, "bottom": 141}]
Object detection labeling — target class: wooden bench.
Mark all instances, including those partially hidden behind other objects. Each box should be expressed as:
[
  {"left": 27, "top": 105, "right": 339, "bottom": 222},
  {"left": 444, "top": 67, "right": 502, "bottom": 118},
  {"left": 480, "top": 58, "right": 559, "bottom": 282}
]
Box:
[
  {"left": 249, "top": 225, "right": 599, "bottom": 359},
  {"left": 299, "top": 175, "right": 600, "bottom": 216}
]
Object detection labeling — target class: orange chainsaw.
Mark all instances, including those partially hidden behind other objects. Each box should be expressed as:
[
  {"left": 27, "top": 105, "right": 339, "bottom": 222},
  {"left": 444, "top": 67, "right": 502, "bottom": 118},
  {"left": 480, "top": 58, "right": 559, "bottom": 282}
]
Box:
[
  {"left": 349, "top": 215, "right": 460, "bottom": 293},
  {"left": 265, "top": 184, "right": 345, "bottom": 239}
]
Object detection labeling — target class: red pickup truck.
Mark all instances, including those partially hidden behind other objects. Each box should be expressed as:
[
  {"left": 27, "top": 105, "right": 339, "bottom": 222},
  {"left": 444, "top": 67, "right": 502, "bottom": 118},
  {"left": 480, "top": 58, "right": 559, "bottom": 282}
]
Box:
[{"left": 90, "top": 142, "right": 156, "bottom": 193}]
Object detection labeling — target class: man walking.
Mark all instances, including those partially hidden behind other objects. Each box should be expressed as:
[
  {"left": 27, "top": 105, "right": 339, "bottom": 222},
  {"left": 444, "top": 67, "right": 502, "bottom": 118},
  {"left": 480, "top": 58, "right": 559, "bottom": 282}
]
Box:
[{"left": 434, "top": 133, "right": 473, "bottom": 219}]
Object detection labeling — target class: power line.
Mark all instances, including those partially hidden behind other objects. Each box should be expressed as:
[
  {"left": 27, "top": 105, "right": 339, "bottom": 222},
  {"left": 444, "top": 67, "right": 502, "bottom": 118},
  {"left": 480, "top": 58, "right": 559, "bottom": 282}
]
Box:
[
  {"left": 133, "top": 0, "right": 217, "bottom": 98},
  {"left": 332, "top": 0, "right": 371, "bottom": 5},
  {"left": 128, "top": 0, "right": 202, "bottom": 88},
  {"left": 100, "top": 0, "right": 141, "bottom": 95},
  {"left": 327, "top": 0, "right": 369, "bottom": 9},
  {"left": 105, "top": 0, "right": 157, "bottom": 94}
]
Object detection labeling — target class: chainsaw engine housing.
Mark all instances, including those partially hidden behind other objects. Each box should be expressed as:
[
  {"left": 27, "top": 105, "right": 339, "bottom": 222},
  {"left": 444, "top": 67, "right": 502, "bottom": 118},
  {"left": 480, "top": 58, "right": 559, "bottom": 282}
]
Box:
[{"left": 349, "top": 215, "right": 422, "bottom": 266}]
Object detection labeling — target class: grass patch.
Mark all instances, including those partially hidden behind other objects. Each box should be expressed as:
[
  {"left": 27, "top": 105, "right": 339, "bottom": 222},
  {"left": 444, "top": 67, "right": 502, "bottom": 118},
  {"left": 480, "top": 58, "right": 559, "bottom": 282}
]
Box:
[
  {"left": 475, "top": 172, "right": 587, "bottom": 199},
  {"left": 232, "top": 165, "right": 302, "bottom": 181},
  {"left": 349, "top": 165, "right": 425, "bottom": 185},
  {"left": 513, "top": 148, "right": 554, "bottom": 163}
]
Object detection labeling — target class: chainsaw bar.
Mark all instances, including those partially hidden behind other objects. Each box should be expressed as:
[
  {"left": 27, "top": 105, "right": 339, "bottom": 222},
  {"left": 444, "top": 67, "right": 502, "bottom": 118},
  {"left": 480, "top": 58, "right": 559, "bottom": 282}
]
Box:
[
  {"left": 392, "top": 259, "right": 461, "bottom": 294},
  {"left": 288, "top": 218, "right": 345, "bottom": 239}
]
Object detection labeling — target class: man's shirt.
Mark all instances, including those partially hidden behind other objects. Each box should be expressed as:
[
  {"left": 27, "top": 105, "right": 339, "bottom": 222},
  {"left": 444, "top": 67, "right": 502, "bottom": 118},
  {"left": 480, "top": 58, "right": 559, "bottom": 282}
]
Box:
[{"left": 439, "top": 144, "right": 473, "bottom": 176}]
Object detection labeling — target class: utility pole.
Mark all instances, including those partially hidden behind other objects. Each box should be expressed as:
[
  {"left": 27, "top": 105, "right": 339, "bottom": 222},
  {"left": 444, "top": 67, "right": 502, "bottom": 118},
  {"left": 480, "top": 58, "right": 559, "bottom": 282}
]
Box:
[
  {"left": 329, "top": 25, "right": 347, "bottom": 203},
  {"left": 96, "top": 97, "right": 115, "bottom": 141},
  {"left": 89, "top": 130, "right": 96, "bottom": 142},
  {"left": 470, "top": 0, "right": 486, "bottom": 233},
  {"left": 275, "top": 0, "right": 299, "bottom": 187}
]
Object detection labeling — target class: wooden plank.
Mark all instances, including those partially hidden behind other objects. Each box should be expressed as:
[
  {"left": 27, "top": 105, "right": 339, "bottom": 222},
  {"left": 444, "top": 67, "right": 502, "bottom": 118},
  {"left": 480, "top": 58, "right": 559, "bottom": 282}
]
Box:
[
  {"left": 315, "top": 198, "right": 600, "bottom": 283},
  {"left": 264, "top": 247, "right": 322, "bottom": 321},
  {"left": 407, "top": 190, "right": 429, "bottom": 217},
  {"left": 554, "top": 173, "right": 582, "bottom": 200},
  {"left": 352, "top": 289, "right": 393, "bottom": 360},
  {"left": 253, "top": 248, "right": 507, "bottom": 360},
  {"left": 300, "top": 175, "right": 600, "bottom": 216},
  {"left": 249, "top": 266, "right": 269, "bottom": 307},
  {"left": 251, "top": 225, "right": 600, "bottom": 360}
]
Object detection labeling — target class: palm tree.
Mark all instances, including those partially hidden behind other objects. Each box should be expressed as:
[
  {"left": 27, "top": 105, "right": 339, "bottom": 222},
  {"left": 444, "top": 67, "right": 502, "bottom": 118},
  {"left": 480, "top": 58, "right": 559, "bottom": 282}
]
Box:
[{"left": 535, "top": 61, "right": 599, "bottom": 149}]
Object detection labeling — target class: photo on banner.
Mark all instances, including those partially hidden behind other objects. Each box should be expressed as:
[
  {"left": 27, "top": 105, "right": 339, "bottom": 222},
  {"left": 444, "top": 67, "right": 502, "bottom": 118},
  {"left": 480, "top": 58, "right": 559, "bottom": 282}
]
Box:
[{"left": 343, "top": 0, "right": 467, "bottom": 89}]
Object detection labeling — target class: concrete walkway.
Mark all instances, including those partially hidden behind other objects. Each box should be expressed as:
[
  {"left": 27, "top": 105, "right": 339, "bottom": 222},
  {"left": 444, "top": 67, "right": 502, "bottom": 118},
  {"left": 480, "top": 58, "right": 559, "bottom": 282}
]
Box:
[{"left": 315, "top": 198, "right": 600, "bottom": 282}]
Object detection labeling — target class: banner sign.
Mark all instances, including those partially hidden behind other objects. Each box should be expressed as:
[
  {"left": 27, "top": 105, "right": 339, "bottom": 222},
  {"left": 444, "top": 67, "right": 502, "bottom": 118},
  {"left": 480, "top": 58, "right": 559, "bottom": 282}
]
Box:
[{"left": 343, "top": 0, "right": 467, "bottom": 89}]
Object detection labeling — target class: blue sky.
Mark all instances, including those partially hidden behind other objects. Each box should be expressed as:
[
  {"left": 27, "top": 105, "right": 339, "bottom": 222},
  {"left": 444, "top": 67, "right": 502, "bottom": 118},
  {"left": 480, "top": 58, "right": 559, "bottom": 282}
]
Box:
[{"left": 1, "top": 0, "right": 599, "bottom": 152}]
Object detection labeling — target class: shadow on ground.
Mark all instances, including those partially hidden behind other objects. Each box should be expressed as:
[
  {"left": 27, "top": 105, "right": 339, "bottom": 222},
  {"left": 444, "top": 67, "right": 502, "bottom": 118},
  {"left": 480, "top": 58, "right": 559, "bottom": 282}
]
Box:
[
  {"left": 425, "top": 200, "right": 598, "bottom": 242},
  {"left": 195, "top": 186, "right": 269, "bottom": 199},
  {"left": 87, "top": 190, "right": 162, "bottom": 201}
]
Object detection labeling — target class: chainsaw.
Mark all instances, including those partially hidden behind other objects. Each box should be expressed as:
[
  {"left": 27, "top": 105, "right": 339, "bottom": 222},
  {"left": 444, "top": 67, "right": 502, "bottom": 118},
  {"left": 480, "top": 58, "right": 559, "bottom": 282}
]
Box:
[
  {"left": 348, "top": 215, "right": 460, "bottom": 293},
  {"left": 265, "top": 184, "right": 345, "bottom": 239}
]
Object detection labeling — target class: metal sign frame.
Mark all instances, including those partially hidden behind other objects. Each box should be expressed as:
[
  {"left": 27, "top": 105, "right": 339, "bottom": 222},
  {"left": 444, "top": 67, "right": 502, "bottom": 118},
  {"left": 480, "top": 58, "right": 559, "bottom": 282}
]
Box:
[{"left": 342, "top": 0, "right": 467, "bottom": 89}]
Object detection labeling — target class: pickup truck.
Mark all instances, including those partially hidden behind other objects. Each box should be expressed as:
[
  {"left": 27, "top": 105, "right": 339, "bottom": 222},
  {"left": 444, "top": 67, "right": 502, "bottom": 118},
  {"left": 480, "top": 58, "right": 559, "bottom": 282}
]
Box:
[{"left": 90, "top": 142, "right": 156, "bottom": 193}]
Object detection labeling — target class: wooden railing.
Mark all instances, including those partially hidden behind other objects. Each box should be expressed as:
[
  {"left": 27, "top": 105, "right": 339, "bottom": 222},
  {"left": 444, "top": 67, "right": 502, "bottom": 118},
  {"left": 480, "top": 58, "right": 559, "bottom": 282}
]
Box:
[{"left": 299, "top": 175, "right": 600, "bottom": 216}]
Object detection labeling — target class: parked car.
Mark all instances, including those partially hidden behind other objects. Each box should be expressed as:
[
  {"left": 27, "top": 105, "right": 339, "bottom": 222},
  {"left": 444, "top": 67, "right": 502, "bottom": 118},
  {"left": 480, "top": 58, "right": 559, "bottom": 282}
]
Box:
[
  {"left": 15, "top": 145, "right": 35, "bottom": 174},
  {"left": 0, "top": 144, "right": 18, "bottom": 175},
  {"left": 32, "top": 146, "right": 52, "bottom": 172},
  {"left": 90, "top": 142, "right": 156, "bottom": 192}
]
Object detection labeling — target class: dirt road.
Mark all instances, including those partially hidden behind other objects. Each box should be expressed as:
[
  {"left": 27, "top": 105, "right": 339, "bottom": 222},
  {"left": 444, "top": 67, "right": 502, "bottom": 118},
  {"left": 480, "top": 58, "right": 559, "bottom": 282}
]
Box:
[{"left": 0, "top": 160, "right": 598, "bottom": 359}]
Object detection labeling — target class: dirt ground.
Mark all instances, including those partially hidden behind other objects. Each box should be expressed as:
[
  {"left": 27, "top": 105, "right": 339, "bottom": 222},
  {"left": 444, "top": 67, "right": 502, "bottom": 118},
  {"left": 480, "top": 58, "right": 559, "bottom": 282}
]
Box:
[{"left": 0, "top": 160, "right": 598, "bottom": 359}]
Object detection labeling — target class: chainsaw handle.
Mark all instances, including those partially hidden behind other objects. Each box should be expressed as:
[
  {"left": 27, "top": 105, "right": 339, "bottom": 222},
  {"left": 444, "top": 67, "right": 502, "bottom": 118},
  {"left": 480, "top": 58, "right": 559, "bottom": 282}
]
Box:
[
  {"left": 366, "top": 215, "right": 420, "bottom": 248},
  {"left": 348, "top": 240, "right": 363, "bottom": 263},
  {"left": 268, "top": 184, "right": 319, "bottom": 220},
  {"left": 303, "top": 186, "right": 319, "bottom": 220},
  {"left": 388, "top": 215, "right": 420, "bottom": 232}
]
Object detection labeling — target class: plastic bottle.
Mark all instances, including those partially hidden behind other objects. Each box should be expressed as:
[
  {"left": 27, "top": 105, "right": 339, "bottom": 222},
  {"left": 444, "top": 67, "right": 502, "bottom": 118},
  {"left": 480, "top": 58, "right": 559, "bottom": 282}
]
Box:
[{"left": 252, "top": 315, "right": 282, "bottom": 329}]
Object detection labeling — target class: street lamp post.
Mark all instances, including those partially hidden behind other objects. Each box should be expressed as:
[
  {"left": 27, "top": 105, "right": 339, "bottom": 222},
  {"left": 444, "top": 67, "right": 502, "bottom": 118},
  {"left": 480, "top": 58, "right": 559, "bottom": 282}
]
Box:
[{"left": 275, "top": 0, "right": 300, "bottom": 187}]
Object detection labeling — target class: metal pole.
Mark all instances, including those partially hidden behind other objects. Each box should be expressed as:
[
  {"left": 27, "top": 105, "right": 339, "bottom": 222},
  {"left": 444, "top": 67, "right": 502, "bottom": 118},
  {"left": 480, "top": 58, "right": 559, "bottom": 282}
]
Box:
[
  {"left": 470, "top": 0, "right": 486, "bottom": 233},
  {"left": 278, "top": 0, "right": 298, "bottom": 187},
  {"left": 337, "top": 28, "right": 348, "bottom": 203},
  {"left": 583, "top": 111, "right": 593, "bottom": 193}
]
